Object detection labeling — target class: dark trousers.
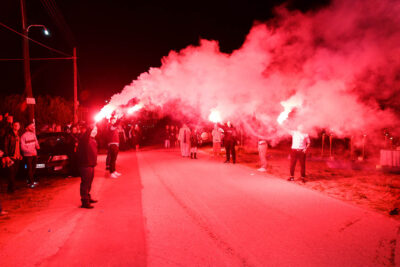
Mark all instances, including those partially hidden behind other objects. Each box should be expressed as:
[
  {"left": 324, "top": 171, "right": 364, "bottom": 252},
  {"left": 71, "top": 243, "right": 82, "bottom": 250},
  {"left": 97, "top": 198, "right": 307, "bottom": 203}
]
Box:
[
  {"left": 7, "top": 159, "right": 20, "bottom": 193},
  {"left": 225, "top": 142, "right": 236, "bottom": 163},
  {"left": 70, "top": 152, "right": 79, "bottom": 176},
  {"left": 25, "top": 156, "right": 37, "bottom": 184},
  {"left": 290, "top": 149, "right": 306, "bottom": 177},
  {"left": 107, "top": 144, "right": 119, "bottom": 173},
  {"left": 79, "top": 166, "right": 94, "bottom": 201}
]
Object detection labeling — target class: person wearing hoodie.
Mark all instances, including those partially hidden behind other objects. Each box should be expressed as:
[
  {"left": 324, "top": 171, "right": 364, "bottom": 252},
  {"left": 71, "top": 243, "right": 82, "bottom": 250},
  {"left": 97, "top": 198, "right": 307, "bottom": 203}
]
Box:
[
  {"left": 21, "top": 122, "right": 40, "bottom": 188},
  {"left": 76, "top": 124, "right": 98, "bottom": 209}
]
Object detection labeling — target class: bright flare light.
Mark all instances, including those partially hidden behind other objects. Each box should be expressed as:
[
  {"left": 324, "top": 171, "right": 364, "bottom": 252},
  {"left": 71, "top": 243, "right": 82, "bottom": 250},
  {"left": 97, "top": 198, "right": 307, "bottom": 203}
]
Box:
[
  {"left": 277, "top": 95, "right": 303, "bottom": 125},
  {"left": 94, "top": 105, "right": 115, "bottom": 122},
  {"left": 208, "top": 109, "right": 222, "bottom": 123},
  {"left": 127, "top": 103, "right": 144, "bottom": 114}
]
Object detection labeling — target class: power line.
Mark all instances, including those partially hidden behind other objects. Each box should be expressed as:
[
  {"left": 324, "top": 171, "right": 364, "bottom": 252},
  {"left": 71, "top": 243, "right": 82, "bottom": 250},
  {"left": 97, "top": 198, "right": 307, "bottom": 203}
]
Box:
[
  {"left": 0, "top": 57, "right": 74, "bottom": 61},
  {"left": 0, "top": 20, "right": 71, "bottom": 57},
  {"left": 40, "top": 0, "right": 75, "bottom": 47}
]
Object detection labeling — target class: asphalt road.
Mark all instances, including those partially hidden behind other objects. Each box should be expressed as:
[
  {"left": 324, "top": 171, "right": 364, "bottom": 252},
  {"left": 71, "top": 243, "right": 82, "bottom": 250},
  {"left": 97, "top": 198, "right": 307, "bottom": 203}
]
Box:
[{"left": 0, "top": 149, "right": 399, "bottom": 266}]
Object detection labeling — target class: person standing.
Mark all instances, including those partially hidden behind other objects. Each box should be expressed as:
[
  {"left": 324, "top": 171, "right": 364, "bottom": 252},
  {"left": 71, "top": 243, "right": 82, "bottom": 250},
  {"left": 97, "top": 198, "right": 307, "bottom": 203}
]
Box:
[
  {"left": 170, "top": 125, "right": 177, "bottom": 148},
  {"left": 106, "top": 117, "right": 121, "bottom": 178},
  {"left": 223, "top": 121, "right": 237, "bottom": 163},
  {"left": 288, "top": 125, "right": 311, "bottom": 182},
  {"left": 21, "top": 122, "right": 40, "bottom": 188},
  {"left": 164, "top": 125, "right": 170, "bottom": 148},
  {"left": 178, "top": 124, "right": 191, "bottom": 157},
  {"left": 3, "top": 121, "right": 22, "bottom": 193},
  {"left": 77, "top": 125, "right": 98, "bottom": 209},
  {"left": 257, "top": 139, "right": 268, "bottom": 172},
  {"left": 132, "top": 124, "right": 141, "bottom": 151},
  {"left": 190, "top": 129, "right": 199, "bottom": 159},
  {"left": 211, "top": 124, "right": 224, "bottom": 157}
]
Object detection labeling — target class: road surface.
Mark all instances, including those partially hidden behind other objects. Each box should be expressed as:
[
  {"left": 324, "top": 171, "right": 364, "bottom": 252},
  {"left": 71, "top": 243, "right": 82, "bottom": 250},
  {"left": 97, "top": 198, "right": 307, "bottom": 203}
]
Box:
[{"left": 0, "top": 149, "right": 399, "bottom": 266}]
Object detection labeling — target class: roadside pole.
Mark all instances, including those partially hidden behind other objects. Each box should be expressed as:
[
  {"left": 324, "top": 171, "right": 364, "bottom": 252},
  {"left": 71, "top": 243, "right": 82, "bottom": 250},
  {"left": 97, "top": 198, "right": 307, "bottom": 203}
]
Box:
[
  {"left": 20, "top": 0, "right": 35, "bottom": 123},
  {"left": 73, "top": 47, "right": 78, "bottom": 124}
]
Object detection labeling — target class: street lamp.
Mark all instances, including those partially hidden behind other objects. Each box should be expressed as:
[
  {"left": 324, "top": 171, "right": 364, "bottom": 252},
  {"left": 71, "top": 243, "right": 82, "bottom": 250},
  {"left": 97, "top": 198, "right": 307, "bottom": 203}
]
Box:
[
  {"left": 21, "top": 22, "right": 50, "bottom": 123},
  {"left": 27, "top": 24, "right": 50, "bottom": 36}
]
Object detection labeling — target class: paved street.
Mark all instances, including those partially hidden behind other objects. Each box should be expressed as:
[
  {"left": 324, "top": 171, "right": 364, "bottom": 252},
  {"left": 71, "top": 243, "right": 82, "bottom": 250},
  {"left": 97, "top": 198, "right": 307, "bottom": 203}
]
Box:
[{"left": 0, "top": 149, "right": 399, "bottom": 266}]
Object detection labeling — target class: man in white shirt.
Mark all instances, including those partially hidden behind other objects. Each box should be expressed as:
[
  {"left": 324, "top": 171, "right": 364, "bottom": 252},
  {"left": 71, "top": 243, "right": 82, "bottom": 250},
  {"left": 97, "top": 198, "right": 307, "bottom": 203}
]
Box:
[
  {"left": 178, "top": 124, "right": 191, "bottom": 157},
  {"left": 288, "top": 125, "right": 310, "bottom": 182},
  {"left": 211, "top": 124, "right": 223, "bottom": 157}
]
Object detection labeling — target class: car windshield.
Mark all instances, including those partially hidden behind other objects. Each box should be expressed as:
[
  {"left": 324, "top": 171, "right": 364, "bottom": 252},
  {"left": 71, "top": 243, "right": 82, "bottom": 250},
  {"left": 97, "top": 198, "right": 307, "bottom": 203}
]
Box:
[{"left": 38, "top": 133, "right": 74, "bottom": 155}]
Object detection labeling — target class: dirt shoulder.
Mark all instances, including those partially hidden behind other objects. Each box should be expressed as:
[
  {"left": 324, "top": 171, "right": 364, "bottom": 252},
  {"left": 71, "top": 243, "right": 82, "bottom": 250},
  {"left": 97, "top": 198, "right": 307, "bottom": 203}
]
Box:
[{"left": 202, "top": 146, "right": 400, "bottom": 221}]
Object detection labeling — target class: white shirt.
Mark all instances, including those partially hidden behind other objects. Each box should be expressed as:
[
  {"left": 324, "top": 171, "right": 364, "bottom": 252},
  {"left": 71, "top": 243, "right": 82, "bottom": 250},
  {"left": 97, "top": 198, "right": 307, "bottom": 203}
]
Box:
[
  {"left": 291, "top": 131, "right": 310, "bottom": 150},
  {"left": 212, "top": 128, "right": 223, "bottom": 143}
]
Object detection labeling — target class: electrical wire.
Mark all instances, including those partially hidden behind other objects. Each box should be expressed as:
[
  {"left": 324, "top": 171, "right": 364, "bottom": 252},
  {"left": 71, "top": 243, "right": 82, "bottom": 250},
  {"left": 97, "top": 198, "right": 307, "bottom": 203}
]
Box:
[
  {"left": 0, "top": 57, "right": 74, "bottom": 61},
  {"left": 0, "top": 21, "right": 72, "bottom": 57},
  {"left": 39, "top": 0, "right": 76, "bottom": 47}
]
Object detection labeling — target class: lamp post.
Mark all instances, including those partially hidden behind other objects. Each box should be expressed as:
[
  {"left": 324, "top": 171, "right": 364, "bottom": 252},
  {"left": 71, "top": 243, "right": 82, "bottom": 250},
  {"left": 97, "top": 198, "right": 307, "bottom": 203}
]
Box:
[{"left": 20, "top": 0, "right": 49, "bottom": 123}]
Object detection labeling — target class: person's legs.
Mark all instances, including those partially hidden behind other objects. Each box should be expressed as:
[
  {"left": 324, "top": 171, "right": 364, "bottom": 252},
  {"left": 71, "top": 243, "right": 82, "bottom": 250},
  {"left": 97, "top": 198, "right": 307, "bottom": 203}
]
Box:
[
  {"left": 186, "top": 143, "right": 191, "bottom": 157},
  {"left": 213, "top": 142, "right": 217, "bottom": 157},
  {"left": 109, "top": 144, "right": 119, "bottom": 173},
  {"left": 289, "top": 150, "right": 297, "bottom": 178},
  {"left": 258, "top": 144, "right": 267, "bottom": 171},
  {"left": 106, "top": 147, "right": 111, "bottom": 170},
  {"left": 87, "top": 167, "right": 96, "bottom": 202},
  {"left": 7, "top": 160, "right": 19, "bottom": 193},
  {"left": 300, "top": 151, "right": 306, "bottom": 177},
  {"left": 165, "top": 139, "right": 170, "bottom": 148},
  {"left": 32, "top": 156, "right": 37, "bottom": 183},
  {"left": 258, "top": 144, "right": 267, "bottom": 169},
  {"left": 180, "top": 142, "right": 185, "bottom": 156},
  {"left": 215, "top": 142, "right": 221, "bottom": 157},
  {"left": 25, "top": 156, "right": 34, "bottom": 185},
  {"left": 231, "top": 144, "right": 236, "bottom": 163},
  {"left": 193, "top": 146, "right": 198, "bottom": 159},
  {"left": 225, "top": 143, "right": 231, "bottom": 162},
  {"left": 80, "top": 167, "right": 93, "bottom": 208}
]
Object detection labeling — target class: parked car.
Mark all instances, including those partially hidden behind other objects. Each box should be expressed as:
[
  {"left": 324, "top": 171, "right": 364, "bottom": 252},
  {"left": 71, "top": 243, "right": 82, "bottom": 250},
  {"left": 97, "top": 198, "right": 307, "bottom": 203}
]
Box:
[{"left": 35, "top": 132, "right": 77, "bottom": 176}]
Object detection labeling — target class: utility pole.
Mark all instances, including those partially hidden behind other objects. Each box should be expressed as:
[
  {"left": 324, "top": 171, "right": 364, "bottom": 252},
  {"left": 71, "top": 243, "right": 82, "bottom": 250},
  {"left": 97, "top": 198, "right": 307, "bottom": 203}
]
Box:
[
  {"left": 73, "top": 47, "right": 78, "bottom": 124},
  {"left": 20, "top": 0, "right": 35, "bottom": 123}
]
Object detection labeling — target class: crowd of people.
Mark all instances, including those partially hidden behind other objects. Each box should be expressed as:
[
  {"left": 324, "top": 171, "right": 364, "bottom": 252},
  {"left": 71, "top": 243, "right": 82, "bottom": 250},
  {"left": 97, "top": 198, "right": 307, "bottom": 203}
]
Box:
[
  {"left": 0, "top": 114, "right": 41, "bottom": 216},
  {"left": 0, "top": 112, "right": 311, "bottom": 214},
  {"left": 0, "top": 113, "right": 144, "bottom": 213},
  {"left": 163, "top": 121, "right": 311, "bottom": 184}
]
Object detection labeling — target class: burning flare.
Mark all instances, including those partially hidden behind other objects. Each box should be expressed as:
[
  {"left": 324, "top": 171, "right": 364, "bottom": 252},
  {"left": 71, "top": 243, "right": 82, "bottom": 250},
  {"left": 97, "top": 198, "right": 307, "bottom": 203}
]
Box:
[
  {"left": 127, "top": 103, "right": 144, "bottom": 114},
  {"left": 94, "top": 103, "right": 144, "bottom": 122},
  {"left": 208, "top": 109, "right": 222, "bottom": 123},
  {"left": 94, "top": 105, "right": 116, "bottom": 122},
  {"left": 277, "top": 95, "right": 303, "bottom": 125}
]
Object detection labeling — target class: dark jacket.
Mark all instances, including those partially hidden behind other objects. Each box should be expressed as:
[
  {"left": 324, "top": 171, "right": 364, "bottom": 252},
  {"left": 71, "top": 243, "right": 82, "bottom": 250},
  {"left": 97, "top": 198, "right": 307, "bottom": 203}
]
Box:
[
  {"left": 223, "top": 126, "right": 237, "bottom": 145},
  {"left": 190, "top": 133, "right": 199, "bottom": 147},
  {"left": 77, "top": 133, "right": 98, "bottom": 167},
  {"left": 4, "top": 130, "right": 20, "bottom": 158}
]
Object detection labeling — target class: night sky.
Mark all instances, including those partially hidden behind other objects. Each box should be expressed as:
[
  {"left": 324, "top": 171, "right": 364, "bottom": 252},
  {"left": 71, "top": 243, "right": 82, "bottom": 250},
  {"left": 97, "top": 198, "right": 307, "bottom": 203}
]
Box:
[{"left": 0, "top": 0, "right": 329, "bottom": 108}]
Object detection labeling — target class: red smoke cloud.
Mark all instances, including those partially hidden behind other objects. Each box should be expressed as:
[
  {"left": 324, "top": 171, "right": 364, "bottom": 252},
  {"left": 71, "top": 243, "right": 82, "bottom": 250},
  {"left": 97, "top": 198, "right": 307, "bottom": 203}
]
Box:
[{"left": 99, "top": 0, "right": 400, "bottom": 143}]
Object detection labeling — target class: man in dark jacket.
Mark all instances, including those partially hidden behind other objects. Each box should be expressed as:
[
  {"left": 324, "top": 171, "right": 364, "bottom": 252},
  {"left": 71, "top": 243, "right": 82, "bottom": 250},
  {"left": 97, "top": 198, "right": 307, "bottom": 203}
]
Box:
[
  {"left": 223, "top": 121, "right": 237, "bottom": 164},
  {"left": 77, "top": 125, "right": 98, "bottom": 209},
  {"left": 3, "top": 121, "right": 22, "bottom": 193}
]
